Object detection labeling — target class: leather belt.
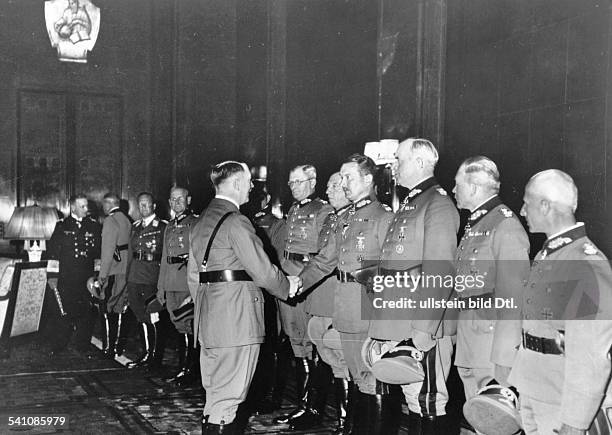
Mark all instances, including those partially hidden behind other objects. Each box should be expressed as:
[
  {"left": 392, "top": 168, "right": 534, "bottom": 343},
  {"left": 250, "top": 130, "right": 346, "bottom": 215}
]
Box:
[
  {"left": 167, "top": 255, "right": 188, "bottom": 264},
  {"left": 458, "top": 292, "right": 495, "bottom": 311},
  {"left": 336, "top": 270, "right": 357, "bottom": 283},
  {"left": 283, "top": 251, "right": 317, "bottom": 262},
  {"left": 133, "top": 251, "right": 162, "bottom": 262},
  {"left": 522, "top": 330, "right": 564, "bottom": 355},
  {"left": 116, "top": 244, "right": 128, "bottom": 251},
  {"left": 199, "top": 270, "right": 253, "bottom": 283}
]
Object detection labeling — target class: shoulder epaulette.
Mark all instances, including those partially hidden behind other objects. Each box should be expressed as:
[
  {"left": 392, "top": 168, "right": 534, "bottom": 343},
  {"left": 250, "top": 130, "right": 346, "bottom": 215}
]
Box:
[
  {"left": 317, "top": 198, "right": 328, "bottom": 204},
  {"left": 160, "top": 219, "right": 168, "bottom": 224},
  {"left": 382, "top": 204, "right": 392, "bottom": 212},
  {"left": 133, "top": 219, "right": 141, "bottom": 226},
  {"left": 436, "top": 188, "right": 447, "bottom": 196},
  {"left": 583, "top": 242, "right": 598, "bottom": 255},
  {"left": 500, "top": 207, "right": 513, "bottom": 218}
]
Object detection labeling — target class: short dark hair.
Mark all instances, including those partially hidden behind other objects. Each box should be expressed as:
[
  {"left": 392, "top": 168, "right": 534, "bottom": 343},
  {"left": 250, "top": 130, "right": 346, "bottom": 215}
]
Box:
[
  {"left": 344, "top": 153, "right": 378, "bottom": 178},
  {"left": 137, "top": 192, "right": 154, "bottom": 202},
  {"left": 69, "top": 193, "right": 88, "bottom": 205},
  {"left": 103, "top": 192, "right": 120, "bottom": 205},
  {"left": 210, "top": 161, "right": 246, "bottom": 187}
]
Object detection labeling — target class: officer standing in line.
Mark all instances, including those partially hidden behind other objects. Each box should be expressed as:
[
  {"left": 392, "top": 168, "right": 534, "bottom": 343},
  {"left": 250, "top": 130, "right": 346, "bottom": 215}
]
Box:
[
  {"left": 299, "top": 154, "right": 395, "bottom": 435},
  {"left": 157, "top": 186, "right": 199, "bottom": 385},
  {"left": 98, "top": 193, "right": 132, "bottom": 359},
  {"left": 47, "top": 193, "right": 102, "bottom": 357},
  {"left": 273, "top": 164, "right": 334, "bottom": 425},
  {"left": 368, "top": 138, "right": 459, "bottom": 434},
  {"left": 290, "top": 171, "right": 352, "bottom": 432},
  {"left": 125, "top": 192, "right": 167, "bottom": 369},
  {"left": 508, "top": 169, "right": 612, "bottom": 435},
  {"left": 452, "top": 157, "right": 530, "bottom": 428},
  {"left": 187, "top": 161, "right": 301, "bottom": 434},
  {"left": 244, "top": 181, "right": 290, "bottom": 413}
]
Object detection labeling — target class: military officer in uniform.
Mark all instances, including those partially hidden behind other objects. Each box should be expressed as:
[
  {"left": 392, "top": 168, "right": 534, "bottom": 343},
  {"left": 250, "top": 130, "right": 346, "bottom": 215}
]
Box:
[
  {"left": 508, "top": 169, "right": 612, "bottom": 435},
  {"left": 452, "top": 157, "right": 530, "bottom": 416},
  {"left": 300, "top": 154, "right": 395, "bottom": 435},
  {"left": 274, "top": 164, "right": 334, "bottom": 425},
  {"left": 291, "top": 171, "right": 352, "bottom": 432},
  {"left": 47, "top": 193, "right": 102, "bottom": 356},
  {"left": 126, "top": 192, "right": 167, "bottom": 369},
  {"left": 368, "top": 138, "right": 459, "bottom": 434},
  {"left": 187, "top": 161, "right": 301, "bottom": 434},
  {"left": 244, "top": 181, "right": 290, "bottom": 414},
  {"left": 98, "top": 193, "right": 132, "bottom": 358},
  {"left": 157, "top": 186, "right": 199, "bottom": 385}
]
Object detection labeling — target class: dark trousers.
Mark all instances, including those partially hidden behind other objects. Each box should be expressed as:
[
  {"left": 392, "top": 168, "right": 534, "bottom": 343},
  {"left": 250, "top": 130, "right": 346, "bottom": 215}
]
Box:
[{"left": 47, "top": 287, "right": 95, "bottom": 351}]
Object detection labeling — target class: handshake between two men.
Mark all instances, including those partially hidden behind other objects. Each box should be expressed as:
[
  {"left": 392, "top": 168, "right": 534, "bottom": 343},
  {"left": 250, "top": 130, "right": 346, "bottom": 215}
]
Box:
[{"left": 287, "top": 275, "right": 303, "bottom": 299}]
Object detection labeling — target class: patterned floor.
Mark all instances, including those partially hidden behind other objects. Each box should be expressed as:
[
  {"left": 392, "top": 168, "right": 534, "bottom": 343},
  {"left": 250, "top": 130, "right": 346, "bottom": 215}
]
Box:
[{"left": 0, "top": 332, "right": 464, "bottom": 434}]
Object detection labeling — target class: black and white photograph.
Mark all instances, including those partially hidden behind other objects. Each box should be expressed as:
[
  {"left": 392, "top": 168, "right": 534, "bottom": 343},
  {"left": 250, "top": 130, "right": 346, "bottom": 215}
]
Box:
[{"left": 0, "top": 1, "right": 611, "bottom": 434}]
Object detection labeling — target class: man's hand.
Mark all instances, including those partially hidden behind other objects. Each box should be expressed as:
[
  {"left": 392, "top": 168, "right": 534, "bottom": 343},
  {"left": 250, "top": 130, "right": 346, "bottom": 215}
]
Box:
[
  {"left": 412, "top": 329, "right": 436, "bottom": 352},
  {"left": 156, "top": 290, "right": 166, "bottom": 305},
  {"left": 98, "top": 276, "right": 108, "bottom": 289},
  {"left": 557, "top": 424, "right": 586, "bottom": 435},
  {"left": 494, "top": 364, "right": 512, "bottom": 386},
  {"left": 288, "top": 276, "right": 303, "bottom": 298}
]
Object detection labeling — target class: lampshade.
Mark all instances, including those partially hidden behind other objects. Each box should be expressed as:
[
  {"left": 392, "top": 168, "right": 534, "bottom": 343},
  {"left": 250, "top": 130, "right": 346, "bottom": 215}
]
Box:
[{"left": 4, "top": 205, "right": 59, "bottom": 240}]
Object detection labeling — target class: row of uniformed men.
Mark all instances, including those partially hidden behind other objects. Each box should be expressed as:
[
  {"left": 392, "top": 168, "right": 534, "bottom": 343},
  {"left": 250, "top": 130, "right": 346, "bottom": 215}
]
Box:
[
  {"left": 187, "top": 139, "right": 612, "bottom": 435},
  {"left": 47, "top": 189, "right": 202, "bottom": 386}
]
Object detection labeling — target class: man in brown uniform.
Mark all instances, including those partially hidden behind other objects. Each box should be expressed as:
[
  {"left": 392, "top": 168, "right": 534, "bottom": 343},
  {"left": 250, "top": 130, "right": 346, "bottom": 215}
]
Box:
[
  {"left": 508, "top": 170, "right": 612, "bottom": 434},
  {"left": 368, "top": 138, "right": 459, "bottom": 434},
  {"left": 452, "top": 157, "right": 530, "bottom": 433},
  {"left": 300, "top": 154, "right": 395, "bottom": 435},
  {"left": 125, "top": 192, "right": 167, "bottom": 369},
  {"left": 157, "top": 186, "right": 199, "bottom": 385},
  {"left": 290, "top": 171, "right": 352, "bottom": 432},
  {"left": 187, "top": 161, "right": 301, "bottom": 434},
  {"left": 98, "top": 193, "right": 132, "bottom": 358},
  {"left": 274, "top": 164, "right": 334, "bottom": 425}
]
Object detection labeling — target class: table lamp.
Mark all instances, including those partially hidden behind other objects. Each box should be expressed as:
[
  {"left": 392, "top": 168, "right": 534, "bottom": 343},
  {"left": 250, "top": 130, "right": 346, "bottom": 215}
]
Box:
[{"left": 4, "top": 205, "right": 59, "bottom": 262}]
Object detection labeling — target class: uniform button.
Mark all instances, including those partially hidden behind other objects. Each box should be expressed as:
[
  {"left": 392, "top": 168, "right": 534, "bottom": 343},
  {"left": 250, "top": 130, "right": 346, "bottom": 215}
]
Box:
[
  {"left": 342, "top": 248, "right": 347, "bottom": 252},
  {"left": 254, "top": 297, "right": 259, "bottom": 302},
  {"left": 526, "top": 298, "right": 531, "bottom": 304},
  {"left": 458, "top": 257, "right": 462, "bottom": 261},
  {"left": 460, "top": 246, "right": 464, "bottom": 250},
  {"left": 340, "top": 261, "right": 345, "bottom": 265},
  {"left": 546, "top": 287, "right": 552, "bottom": 293},
  {"left": 522, "top": 279, "right": 528, "bottom": 285},
  {"left": 385, "top": 238, "right": 390, "bottom": 242},
  {"left": 402, "top": 219, "right": 406, "bottom": 223},
  {"left": 473, "top": 249, "right": 478, "bottom": 253},
  {"left": 525, "top": 314, "right": 531, "bottom": 320},
  {"left": 389, "top": 228, "right": 393, "bottom": 232}
]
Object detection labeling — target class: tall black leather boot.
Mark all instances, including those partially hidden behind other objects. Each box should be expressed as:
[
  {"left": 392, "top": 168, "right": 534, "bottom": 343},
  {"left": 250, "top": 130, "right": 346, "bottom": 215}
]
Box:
[
  {"left": 126, "top": 323, "right": 153, "bottom": 368},
  {"left": 332, "top": 378, "right": 351, "bottom": 434},
  {"left": 421, "top": 414, "right": 450, "bottom": 435},
  {"left": 257, "top": 335, "right": 291, "bottom": 413},
  {"left": 352, "top": 390, "right": 370, "bottom": 435},
  {"left": 105, "top": 312, "right": 119, "bottom": 358},
  {"left": 114, "top": 310, "right": 131, "bottom": 357},
  {"left": 290, "top": 357, "right": 333, "bottom": 430},
  {"left": 273, "top": 357, "right": 313, "bottom": 424},
  {"left": 164, "top": 332, "right": 187, "bottom": 382},
  {"left": 407, "top": 410, "right": 422, "bottom": 434},
  {"left": 366, "top": 381, "right": 402, "bottom": 435},
  {"left": 176, "top": 334, "right": 198, "bottom": 386}
]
